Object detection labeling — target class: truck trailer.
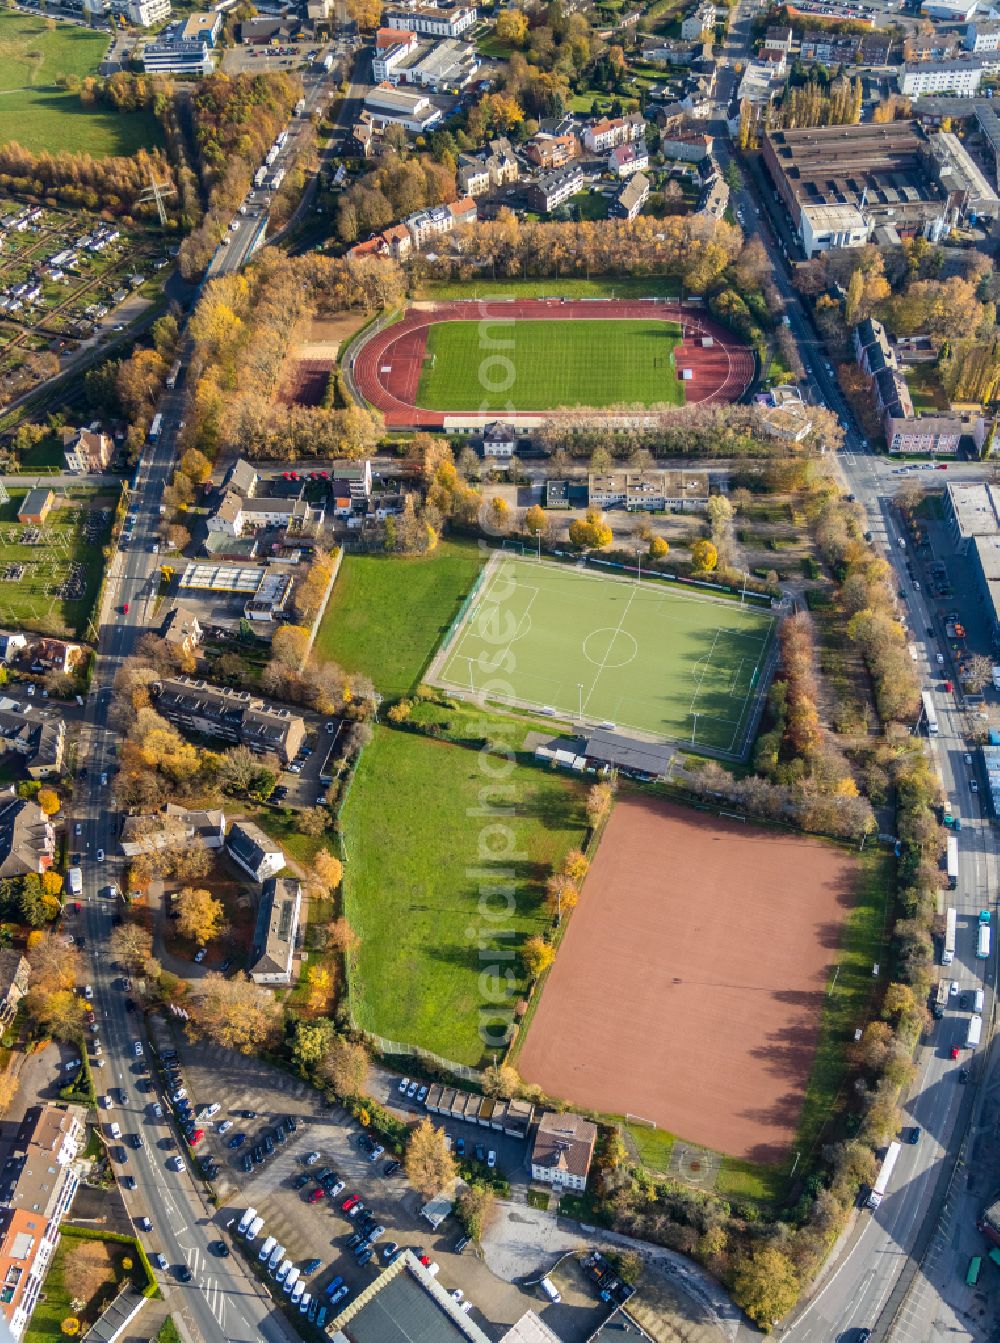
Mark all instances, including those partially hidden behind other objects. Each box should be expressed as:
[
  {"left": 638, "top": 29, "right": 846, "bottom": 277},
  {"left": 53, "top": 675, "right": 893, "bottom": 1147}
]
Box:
[
  {"left": 943, "top": 906, "right": 957, "bottom": 966},
  {"left": 968, "top": 1014, "right": 983, "bottom": 1048},
  {"left": 867, "top": 1140, "right": 902, "bottom": 1209},
  {"left": 947, "top": 836, "right": 959, "bottom": 890}
]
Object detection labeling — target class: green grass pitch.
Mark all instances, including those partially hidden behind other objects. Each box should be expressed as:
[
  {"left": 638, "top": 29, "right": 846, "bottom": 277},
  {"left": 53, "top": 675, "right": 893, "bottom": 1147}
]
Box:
[
  {"left": 415, "top": 319, "right": 684, "bottom": 412},
  {"left": 0, "top": 14, "right": 163, "bottom": 156},
  {"left": 433, "top": 556, "right": 776, "bottom": 755}
]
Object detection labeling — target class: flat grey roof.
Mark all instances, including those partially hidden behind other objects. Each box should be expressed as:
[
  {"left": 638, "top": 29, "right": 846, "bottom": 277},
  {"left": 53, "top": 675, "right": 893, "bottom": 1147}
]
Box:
[{"left": 339, "top": 1270, "right": 474, "bottom": 1342}]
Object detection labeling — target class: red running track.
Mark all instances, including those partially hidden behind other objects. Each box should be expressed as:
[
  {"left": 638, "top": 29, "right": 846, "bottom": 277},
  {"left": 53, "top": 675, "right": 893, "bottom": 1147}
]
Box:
[{"left": 350, "top": 299, "right": 756, "bottom": 428}]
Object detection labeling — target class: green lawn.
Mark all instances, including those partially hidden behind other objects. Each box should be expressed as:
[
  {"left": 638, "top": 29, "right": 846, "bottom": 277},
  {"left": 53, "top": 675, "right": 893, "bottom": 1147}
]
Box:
[
  {"left": 0, "top": 14, "right": 163, "bottom": 156},
  {"left": 24, "top": 1230, "right": 138, "bottom": 1342},
  {"left": 341, "top": 726, "right": 588, "bottom": 1066},
  {"left": 904, "top": 363, "right": 949, "bottom": 415},
  {"left": 416, "top": 276, "right": 680, "bottom": 301},
  {"left": 315, "top": 539, "right": 485, "bottom": 698},
  {"left": 434, "top": 556, "right": 775, "bottom": 754},
  {"left": 416, "top": 319, "right": 684, "bottom": 412},
  {"left": 565, "top": 191, "right": 609, "bottom": 221},
  {"left": 249, "top": 807, "right": 328, "bottom": 870}
]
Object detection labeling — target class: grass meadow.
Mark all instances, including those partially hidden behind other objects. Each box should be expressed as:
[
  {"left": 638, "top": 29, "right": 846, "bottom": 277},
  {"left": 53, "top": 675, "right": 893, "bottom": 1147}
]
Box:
[{"left": 341, "top": 726, "right": 587, "bottom": 1066}]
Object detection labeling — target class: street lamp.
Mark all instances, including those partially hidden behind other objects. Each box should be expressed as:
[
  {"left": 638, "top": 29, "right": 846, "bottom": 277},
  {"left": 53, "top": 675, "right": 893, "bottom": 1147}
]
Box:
[
  {"left": 577, "top": 683, "right": 584, "bottom": 724},
  {"left": 636, "top": 547, "right": 643, "bottom": 585}
]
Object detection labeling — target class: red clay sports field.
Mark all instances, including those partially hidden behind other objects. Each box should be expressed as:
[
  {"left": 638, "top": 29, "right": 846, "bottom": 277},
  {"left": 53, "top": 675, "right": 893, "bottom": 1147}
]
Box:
[{"left": 350, "top": 299, "right": 756, "bottom": 428}]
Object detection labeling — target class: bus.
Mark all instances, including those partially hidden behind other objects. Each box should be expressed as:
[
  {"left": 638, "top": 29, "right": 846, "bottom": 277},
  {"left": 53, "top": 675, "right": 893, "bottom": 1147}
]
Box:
[
  {"left": 149, "top": 412, "right": 163, "bottom": 442},
  {"left": 922, "top": 690, "right": 939, "bottom": 736},
  {"left": 947, "top": 836, "right": 959, "bottom": 890},
  {"left": 978, "top": 923, "right": 991, "bottom": 960},
  {"left": 967, "top": 1255, "right": 983, "bottom": 1287},
  {"left": 943, "top": 906, "right": 957, "bottom": 966}
]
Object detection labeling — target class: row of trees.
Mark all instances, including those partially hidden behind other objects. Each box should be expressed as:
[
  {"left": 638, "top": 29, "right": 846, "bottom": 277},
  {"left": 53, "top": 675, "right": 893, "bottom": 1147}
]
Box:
[
  {"left": 0, "top": 142, "right": 177, "bottom": 222},
  {"left": 419, "top": 213, "right": 741, "bottom": 293}
]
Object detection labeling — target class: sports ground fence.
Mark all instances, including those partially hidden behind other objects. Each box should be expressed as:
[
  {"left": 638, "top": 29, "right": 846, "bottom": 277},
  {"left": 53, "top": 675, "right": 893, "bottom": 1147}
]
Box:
[{"left": 424, "top": 542, "right": 780, "bottom": 763}]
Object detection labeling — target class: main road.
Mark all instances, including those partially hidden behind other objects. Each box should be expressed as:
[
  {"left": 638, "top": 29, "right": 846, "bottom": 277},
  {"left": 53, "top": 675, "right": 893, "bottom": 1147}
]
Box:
[
  {"left": 64, "top": 64, "right": 348, "bottom": 1341},
  {"left": 711, "top": 51, "right": 1000, "bottom": 1334}
]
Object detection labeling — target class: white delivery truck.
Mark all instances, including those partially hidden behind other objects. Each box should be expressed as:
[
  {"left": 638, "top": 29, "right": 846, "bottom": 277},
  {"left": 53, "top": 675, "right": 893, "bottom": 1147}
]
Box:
[
  {"left": 867, "top": 1140, "right": 901, "bottom": 1209},
  {"left": 244, "top": 1215, "right": 264, "bottom": 1241},
  {"left": 68, "top": 866, "right": 83, "bottom": 897},
  {"left": 967, "top": 1014, "right": 983, "bottom": 1049}
]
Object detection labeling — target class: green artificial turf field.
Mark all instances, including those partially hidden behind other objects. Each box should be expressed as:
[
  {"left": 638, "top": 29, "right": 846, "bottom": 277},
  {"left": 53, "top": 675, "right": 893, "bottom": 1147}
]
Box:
[
  {"left": 0, "top": 14, "right": 163, "bottom": 156},
  {"left": 432, "top": 555, "right": 775, "bottom": 755},
  {"left": 415, "top": 318, "right": 684, "bottom": 412},
  {"left": 341, "top": 726, "right": 587, "bottom": 1066},
  {"left": 314, "top": 539, "right": 485, "bottom": 698}
]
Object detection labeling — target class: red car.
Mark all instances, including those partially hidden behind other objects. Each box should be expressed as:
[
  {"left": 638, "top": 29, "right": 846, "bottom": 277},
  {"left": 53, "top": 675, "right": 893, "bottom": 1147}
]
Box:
[
  {"left": 308, "top": 1188, "right": 324, "bottom": 1203},
  {"left": 122, "top": 603, "right": 129, "bottom": 614},
  {"left": 341, "top": 1195, "right": 359, "bottom": 1212},
  {"left": 950, "top": 1046, "right": 961, "bottom": 1059},
  {"left": 73, "top": 902, "right": 82, "bottom": 912},
  {"left": 189, "top": 1129, "right": 204, "bottom": 1147}
]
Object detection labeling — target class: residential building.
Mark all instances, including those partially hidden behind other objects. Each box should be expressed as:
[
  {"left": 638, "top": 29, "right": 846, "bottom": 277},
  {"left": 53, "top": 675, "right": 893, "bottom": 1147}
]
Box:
[
  {"left": 31, "top": 639, "right": 84, "bottom": 677},
  {"left": 612, "top": 171, "right": 650, "bottom": 219},
  {"left": 226, "top": 821, "right": 286, "bottom": 883},
  {"left": 0, "top": 953, "right": 29, "bottom": 1030},
  {"left": 526, "top": 165, "right": 585, "bottom": 213},
  {"left": 0, "top": 1104, "right": 85, "bottom": 1340},
  {"left": 530, "top": 1111, "right": 597, "bottom": 1191},
  {"left": 0, "top": 634, "right": 26, "bottom": 664},
  {"left": 523, "top": 131, "right": 578, "bottom": 168},
  {"left": 207, "top": 490, "right": 325, "bottom": 538},
  {"left": 0, "top": 706, "right": 65, "bottom": 780},
  {"left": 363, "top": 84, "right": 443, "bottom": 132},
  {"left": 859, "top": 33, "right": 891, "bottom": 62},
  {"left": 405, "top": 197, "right": 476, "bottom": 246},
  {"left": 179, "top": 11, "right": 220, "bottom": 41},
  {"left": 905, "top": 31, "right": 958, "bottom": 62},
  {"left": 16, "top": 491, "right": 52, "bottom": 526},
  {"left": 457, "top": 138, "right": 519, "bottom": 196},
  {"left": 966, "top": 18, "right": 1000, "bottom": 51},
  {"left": 330, "top": 459, "right": 374, "bottom": 515},
  {"left": 943, "top": 480, "right": 1000, "bottom": 554},
  {"left": 120, "top": 804, "right": 225, "bottom": 858},
  {"left": 582, "top": 113, "right": 646, "bottom": 152},
  {"left": 382, "top": 1, "right": 476, "bottom": 36},
  {"left": 660, "top": 131, "right": 712, "bottom": 160},
  {"left": 372, "top": 28, "right": 420, "bottom": 78},
  {"left": 898, "top": 56, "right": 994, "bottom": 97},
  {"left": 154, "top": 677, "right": 306, "bottom": 762},
  {"left": 60, "top": 426, "right": 112, "bottom": 474},
  {"left": 927, "top": 129, "right": 999, "bottom": 220},
  {"left": 763, "top": 23, "right": 793, "bottom": 51},
  {"left": 798, "top": 29, "right": 861, "bottom": 61},
  {"left": 696, "top": 171, "right": 729, "bottom": 220},
  {"left": 853, "top": 316, "right": 895, "bottom": 374},
  {"left": 0, "top": 794, "right": 55, "bottom": 878},
  {"left": 681, "top": 0, "right": 716, "bottom": 37},
  {"left": 249, "top": 877, "right": 302, "bottom": 984},
  {"left": 763, "top": 122, "right": 958, "bottom": 254},
  {"left": 885, "top": 414, "right": 963, "bottom": 454},
  {"left": 126, "top": 0, "right": 170, "bottom": 24},
  {"left": 223, "top": 458, "right": 258, "bottom": 498},
  {"left": 609, "top": 142, "right": 649, "bottom": 177}
]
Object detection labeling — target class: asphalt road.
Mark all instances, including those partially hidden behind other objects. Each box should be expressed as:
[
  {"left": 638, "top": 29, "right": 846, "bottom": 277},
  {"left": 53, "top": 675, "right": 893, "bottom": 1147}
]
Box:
[{"left": 713, "top": 51, "right": 1000, "bottom": 1331}]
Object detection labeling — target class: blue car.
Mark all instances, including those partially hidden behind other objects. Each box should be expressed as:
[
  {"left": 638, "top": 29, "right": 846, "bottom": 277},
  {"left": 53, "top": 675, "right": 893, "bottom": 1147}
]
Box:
[
  {"left": 302, "top": 1259, "right": 321, "bottom": 1276},
  {"left": 228, "top": 1133, "right": 247, "bottom": 1150}
]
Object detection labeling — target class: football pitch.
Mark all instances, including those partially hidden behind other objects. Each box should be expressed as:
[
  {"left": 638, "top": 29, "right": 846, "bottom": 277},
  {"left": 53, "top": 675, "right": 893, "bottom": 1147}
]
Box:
[
  {"left": 431, "top": 556, "right": 776, "bottom": 755},
  {"left": 414, "top": 318, "right": 684, "bottom": 412}
]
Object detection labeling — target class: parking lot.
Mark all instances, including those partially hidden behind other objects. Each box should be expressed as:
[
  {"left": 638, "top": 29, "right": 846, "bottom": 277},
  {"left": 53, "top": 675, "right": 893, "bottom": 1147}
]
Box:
[{"left": 145, "top": 1030, "right": 555, "bottom": 1338}]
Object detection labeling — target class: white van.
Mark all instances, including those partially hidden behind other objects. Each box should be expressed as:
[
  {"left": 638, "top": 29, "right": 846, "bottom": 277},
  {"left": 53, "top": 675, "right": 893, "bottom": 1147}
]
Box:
[
  {"left": 109, "top": 1122, "right": 122, "bottom": 1140},
  {"left": 975, "top": 989, "right": 985, "bottom": 1012},
  {"left": 258, "top": 1236, "right": 276, "bottom": 1263},
  {"left": 245, "top": 1216, "right": 264, "bottom": 1241},
  {"left": 274, "top": 1259, "right": 292, "bottom": 1284},
  {"left": 268, "top": 1245, "right": 285, "bottom": 1272},
  {"left": 283, "top": 1267, "right": 300, "bottom": 1295},
  {"left": 540, "top": 1277, "right": 561, "bottom": 1304},
  {"left": 237, "top": 1207, "right": 257, "bottom": 1235},
  {"left": 68, "top": 867, "right": 83, "bottom": 897}
]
